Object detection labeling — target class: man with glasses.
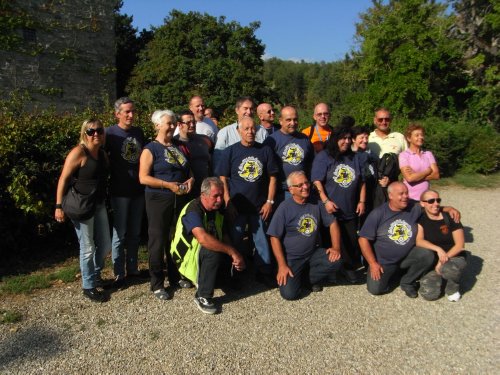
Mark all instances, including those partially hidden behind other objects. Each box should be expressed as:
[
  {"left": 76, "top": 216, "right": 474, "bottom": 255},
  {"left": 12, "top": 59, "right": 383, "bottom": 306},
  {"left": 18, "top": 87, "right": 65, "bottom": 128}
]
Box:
[
  {"left": 301, "top": 103, "right": 334, "bottom": 153},
  {"left": 368, "top": 108, "right": 407, "bottom": 158},
  {"left": 267, "top": 171, "right": 342, "bottom": 300},
  {"left": 257, "top": 103, "right": 280, "bottom": 136},
  {"left": 174, "top": 109, "right": 213, "bottom": 197},
  {"left": 106, "top": 97, "right": 145, "bottom": 288}
]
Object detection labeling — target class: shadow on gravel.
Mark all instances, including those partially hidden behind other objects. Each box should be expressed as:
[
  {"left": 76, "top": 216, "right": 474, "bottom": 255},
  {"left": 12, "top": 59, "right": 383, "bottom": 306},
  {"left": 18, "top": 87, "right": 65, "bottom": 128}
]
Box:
[
  {"left": 0, "top": 325, "right": 65, "bottom": 369},
  {"left": 461, "top": 253, "right": 483, "bottom": 294}
]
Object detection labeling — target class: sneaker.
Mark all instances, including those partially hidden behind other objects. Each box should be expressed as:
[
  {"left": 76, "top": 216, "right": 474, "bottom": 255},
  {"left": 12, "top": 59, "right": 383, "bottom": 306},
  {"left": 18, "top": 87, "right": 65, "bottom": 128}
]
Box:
[
  {"left": 447, "top": 291, "right": 461, "bottom": 302},
  {"left": 401, "top": 286, "right": 418, "bottom": 298},
  {"left": 311, "top": 284, "right": 323, "bottom": 293},
  {"left": 82, "top": 288, "right": 107, "bottom": 302},
  {"left": 153, "top": 288, "right": 171, "bottom": 301},
  {"left": 194, "top": 296, "right": 217, "bottom": 314},
  {"left": 178, "top": 279, "right": 194, "bottom": 289}
]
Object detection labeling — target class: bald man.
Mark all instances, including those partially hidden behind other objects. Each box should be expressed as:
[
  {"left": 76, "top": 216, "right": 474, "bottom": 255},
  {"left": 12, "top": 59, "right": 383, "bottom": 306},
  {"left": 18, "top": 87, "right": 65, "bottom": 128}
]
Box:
[
  {"left": 257, "top": 103, "right": 280, "bottom": 136},
  {"left": 301, "top": 103, "right": 334, "bottom": 153}
]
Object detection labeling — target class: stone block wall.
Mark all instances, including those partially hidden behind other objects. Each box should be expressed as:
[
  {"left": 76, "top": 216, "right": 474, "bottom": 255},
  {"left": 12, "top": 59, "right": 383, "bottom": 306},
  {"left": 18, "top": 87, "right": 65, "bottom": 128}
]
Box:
[{"left": 0, "top": 0, "right": 117, "bottom": 111}]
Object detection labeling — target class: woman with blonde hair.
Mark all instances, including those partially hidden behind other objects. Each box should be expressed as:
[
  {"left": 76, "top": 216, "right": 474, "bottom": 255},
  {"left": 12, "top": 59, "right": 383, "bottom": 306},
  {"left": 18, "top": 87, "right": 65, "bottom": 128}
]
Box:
[{"left": 55, "top": 119, "right": 110, "bottom": 302}]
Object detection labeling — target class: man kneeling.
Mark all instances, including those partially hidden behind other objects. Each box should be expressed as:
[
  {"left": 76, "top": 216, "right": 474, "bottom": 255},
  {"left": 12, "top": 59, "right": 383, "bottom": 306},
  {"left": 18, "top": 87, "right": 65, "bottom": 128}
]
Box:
[
  {"left": 171, "top": 177, "right": 245, "bottom": 314},
  {"left": 267, "top": 171, "right": 343, "bottom": 300}
]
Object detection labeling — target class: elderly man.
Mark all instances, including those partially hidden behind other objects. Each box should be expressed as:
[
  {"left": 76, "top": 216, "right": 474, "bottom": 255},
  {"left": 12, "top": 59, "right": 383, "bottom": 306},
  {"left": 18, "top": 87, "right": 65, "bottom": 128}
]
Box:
[
  {"left": 105, "top": 97, "right": 145, "bottom": 288},
  {"left": 267, "top": 171, "right": 342, "bottom": 300},
  {"left": 367, "top": 107, "right": 407, "bottom": 158},
  {"left": 359, "top": 182, "right": 437, "bottom": 298},
  {"left": 264, "top": 106, "right": 314, "bottom": 205},
  {"left": 215, "top": 117, "right": 278, "bottom": 284},
  {"left": 213, "top": 97, "right": 268, "bottom": 168},
  {"left": 257, "top": 103, "right": 280, "bottom": 136},
  {"left": 170, "top": 177, "right": 245, "bottom": 314},
  {"left": 174, "top": 109, "right": 213, "bottom": 197},
  {"left": 301, "top": 102, "right": 334, "bottom": 153}
]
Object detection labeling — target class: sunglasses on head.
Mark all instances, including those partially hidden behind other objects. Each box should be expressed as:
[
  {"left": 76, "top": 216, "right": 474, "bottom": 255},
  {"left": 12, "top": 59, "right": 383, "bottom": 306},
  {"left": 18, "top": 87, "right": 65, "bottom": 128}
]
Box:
[
  {"left": 85, "top": 127, "right": 104, "bottom": 136},
  {"left": 422, "top": 198, "right": 441, "bottom": 204}
]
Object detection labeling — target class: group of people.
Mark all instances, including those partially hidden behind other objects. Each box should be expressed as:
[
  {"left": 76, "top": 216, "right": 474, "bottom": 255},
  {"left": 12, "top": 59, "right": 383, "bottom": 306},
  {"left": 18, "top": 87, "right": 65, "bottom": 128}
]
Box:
[{"left": 55, "top": 96, "right": 468, "bottom": 314}]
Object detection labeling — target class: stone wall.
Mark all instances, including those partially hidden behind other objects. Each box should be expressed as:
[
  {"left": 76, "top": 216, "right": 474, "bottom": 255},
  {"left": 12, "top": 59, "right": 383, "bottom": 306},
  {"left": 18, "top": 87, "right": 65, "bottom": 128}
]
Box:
[{"left": 0, "top": 0, "right": 116, "bottom": 111}]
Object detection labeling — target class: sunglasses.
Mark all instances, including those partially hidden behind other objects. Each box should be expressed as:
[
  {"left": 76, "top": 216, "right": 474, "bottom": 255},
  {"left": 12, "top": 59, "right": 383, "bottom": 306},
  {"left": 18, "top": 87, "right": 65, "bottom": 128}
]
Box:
[
  {"left": 267, "top": 109, "right": 274, "bottom": 114},
  {"left": 376, "top": 117, "right": 391, "bottom": 122},
  {"left": 180, "top": 121, "right": 195, "bottom": 126},
  {"left": 85, "top": 127, "right": 104, "bottom": 136},
  {"left": 290, "top": 181, "right": 311, "bottom": 188},
  {"left": 422, "top": 198, "right": 442, "bottom": 204}
]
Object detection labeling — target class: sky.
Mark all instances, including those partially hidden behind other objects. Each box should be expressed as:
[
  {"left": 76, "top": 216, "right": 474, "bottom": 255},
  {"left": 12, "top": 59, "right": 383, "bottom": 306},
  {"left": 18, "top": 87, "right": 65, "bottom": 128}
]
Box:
[{"left": 120, "top": 0, "right": 375, "bottom": 62}]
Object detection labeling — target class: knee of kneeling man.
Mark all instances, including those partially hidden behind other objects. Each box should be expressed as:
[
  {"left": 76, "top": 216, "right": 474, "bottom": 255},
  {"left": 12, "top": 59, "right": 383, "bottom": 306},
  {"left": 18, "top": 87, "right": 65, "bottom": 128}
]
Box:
[{"left": 280, "top": 288, "right": 300, "bottom": 301}]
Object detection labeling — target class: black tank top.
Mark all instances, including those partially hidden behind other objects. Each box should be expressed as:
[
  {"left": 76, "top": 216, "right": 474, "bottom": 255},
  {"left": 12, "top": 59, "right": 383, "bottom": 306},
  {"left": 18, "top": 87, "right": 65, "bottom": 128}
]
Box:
[{"left": 73, "top": 146, "right": 107, "bottom": 203}]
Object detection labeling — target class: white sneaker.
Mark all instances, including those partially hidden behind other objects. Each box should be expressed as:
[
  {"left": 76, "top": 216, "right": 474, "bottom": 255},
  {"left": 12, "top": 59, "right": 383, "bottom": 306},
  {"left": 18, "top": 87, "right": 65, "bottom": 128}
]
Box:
[{"left": 447, "top": 292, "right": 461, "bottom": 302}]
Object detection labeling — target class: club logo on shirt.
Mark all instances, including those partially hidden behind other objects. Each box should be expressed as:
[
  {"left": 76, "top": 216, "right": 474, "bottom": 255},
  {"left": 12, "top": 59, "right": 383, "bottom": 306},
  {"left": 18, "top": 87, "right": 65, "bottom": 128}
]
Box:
[
  {"left": 238, "top": 156, "right": 263, "bottom": 182},
  {"left": 164, "top": 147, "right": 187, "bottom": 166},
  {"left": 297, "top": 214, "right": 317, "bottom": 237},
  {"left": 282, "top": 143, "right": 304, "bottom": 166},
  {"left": 333, "top": 164, "right": 355, "bottom": 188},
  {"left": 388, "top": 219, "right": 412, "bottom": 245},
  {"left": 121, "top": 137, "right": 141, "bottom": 163}
]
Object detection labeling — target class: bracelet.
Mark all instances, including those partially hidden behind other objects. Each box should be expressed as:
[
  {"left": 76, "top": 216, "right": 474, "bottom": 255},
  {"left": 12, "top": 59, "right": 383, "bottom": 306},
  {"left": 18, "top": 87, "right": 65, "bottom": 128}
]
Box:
[
  {"left": 55, "top": 203, "right": 62, "bottom": 209},
  {"left": 160, "top": 181, "right": 163, "bottom": 190},
  {"left": 359, "top": 201, "right": 365, "bottom": 204},
  {"left": 322, "top": 198, "right": 329, "bottom": 204},
  {"left": 266, "top": 199, "right": 274, "bottom": 205}
]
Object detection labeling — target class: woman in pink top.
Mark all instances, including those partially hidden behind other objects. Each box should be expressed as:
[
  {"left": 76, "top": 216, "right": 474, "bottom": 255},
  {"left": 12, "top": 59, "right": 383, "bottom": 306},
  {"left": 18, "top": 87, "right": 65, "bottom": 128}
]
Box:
[{"left": 399, "top": 124, "right": 440, "bottom": 201}]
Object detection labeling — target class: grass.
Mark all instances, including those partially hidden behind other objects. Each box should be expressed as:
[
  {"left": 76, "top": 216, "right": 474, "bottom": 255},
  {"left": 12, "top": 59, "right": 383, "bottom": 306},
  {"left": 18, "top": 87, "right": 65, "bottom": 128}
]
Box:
[
  {"left": 0, "top": 309, "right": 22, "bottom": 324},
  {"left": 433, "top": 172, "right": 500, "bottom": 189}
]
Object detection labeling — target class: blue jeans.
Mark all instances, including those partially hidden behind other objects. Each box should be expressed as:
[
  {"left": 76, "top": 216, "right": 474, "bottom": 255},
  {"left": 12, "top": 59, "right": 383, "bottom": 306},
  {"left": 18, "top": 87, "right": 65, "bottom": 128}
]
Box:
[
  {"left": 231, "top": 213, "right": 272, "bottom": 272},
  {"left": 280, "top": 247, "right": 343, "bottom": 300},
  {"left": 111, "top": 194, "right": 145, "bottom": 278},
  {"left": 72, "top": 203, "right": 111, "bottom": 289}
]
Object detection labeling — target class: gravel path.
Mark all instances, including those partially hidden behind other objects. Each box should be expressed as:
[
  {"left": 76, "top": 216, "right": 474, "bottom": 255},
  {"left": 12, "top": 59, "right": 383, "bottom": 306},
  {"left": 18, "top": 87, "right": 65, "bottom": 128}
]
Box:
[{"left": 1, "top": 187, "right": 499, "bottom": 374}]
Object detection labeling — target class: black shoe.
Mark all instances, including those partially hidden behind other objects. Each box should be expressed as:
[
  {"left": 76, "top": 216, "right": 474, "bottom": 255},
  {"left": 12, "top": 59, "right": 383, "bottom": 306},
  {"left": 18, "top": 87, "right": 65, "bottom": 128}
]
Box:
[
  {"left": 255, "top": 272, "right": 277, "bottom": 288},
  {"left": 402, "top": 286, "right": 418, "bottom": 298},
  {"left": 83, "top": 288, "right": 106, "bottom": 302},
  {"left": 194, "top": 295, "right": 218, "bottom": 314},
  {"left": 111, "top": 277, "right": 126, "bottom": 290},
  {"left": 311, "top": 284, "right": 323, "bottom": 293},
  {"left": 341, "top": 268, "right": 362, "bottom": 284},
  {"left": 178, "top": 279, "right": 194, "bottom": 289}
]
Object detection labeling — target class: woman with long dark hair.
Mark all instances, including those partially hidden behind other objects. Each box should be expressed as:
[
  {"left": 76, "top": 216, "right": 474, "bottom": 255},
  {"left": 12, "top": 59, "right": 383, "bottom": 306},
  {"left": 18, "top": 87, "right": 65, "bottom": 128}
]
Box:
[{"left": 312, "top": 127, "right": 366, "bottom": 283}]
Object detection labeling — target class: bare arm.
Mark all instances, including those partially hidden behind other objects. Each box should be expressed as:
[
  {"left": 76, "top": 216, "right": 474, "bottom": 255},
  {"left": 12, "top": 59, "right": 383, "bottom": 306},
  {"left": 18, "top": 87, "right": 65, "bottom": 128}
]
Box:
[
  {"left": 270, "top": 236, "right": 293, "bottom": 286},
  {"left": 356, "top": 182, "right": 367, "bottom": 216},
  {"left": 326, "top": 220, "right": 341, "bottom": 262},
  {"left": 313, "top": 180, "right": 338, "bottom": 214},
  {"left": 425, "top": 163, "right": 440, "bottom": 181},
  {"left": 55, "top": 146, "right": 85, "bottom": 222},
  {"left": 219, "top": 175, "right": 231, "bottom": 205},
  {"left": 400, "top": 165, "right": 432, "bottom": 183},
  {"left": 447, "top": 228, "right": 465, "bottom": 259},
  {"left": 260, "top": 175, "right": 277, "bottom": 221},
  {"left": 416, "top": 223, "right": 448, "bottom": 264},
  {"left": 139, "top": 149, "right": 180, "bottom": 193},
  {"left": 359, "top": 237, "right": 383, "bottom": 281}
]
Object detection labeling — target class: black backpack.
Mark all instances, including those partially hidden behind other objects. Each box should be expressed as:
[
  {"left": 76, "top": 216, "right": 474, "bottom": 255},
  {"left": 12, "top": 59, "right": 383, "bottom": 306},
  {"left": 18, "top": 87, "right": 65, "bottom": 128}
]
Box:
[{"left": 377, "top": 152, "right": 400, "bottom": 182}]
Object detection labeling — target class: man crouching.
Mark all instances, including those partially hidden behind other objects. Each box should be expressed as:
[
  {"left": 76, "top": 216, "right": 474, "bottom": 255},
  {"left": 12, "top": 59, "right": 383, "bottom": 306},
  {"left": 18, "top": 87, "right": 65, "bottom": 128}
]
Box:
[
  {"left": 170, "top": 177, "right": 245, "bottom": 314},
  {"left": 267, "top": 171, "right": 343, "bottom": 300}
]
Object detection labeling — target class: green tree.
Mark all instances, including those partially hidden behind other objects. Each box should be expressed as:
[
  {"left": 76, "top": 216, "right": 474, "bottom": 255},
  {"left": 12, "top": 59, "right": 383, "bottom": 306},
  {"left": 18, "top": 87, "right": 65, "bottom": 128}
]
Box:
[
  {"left": 352, "top": 0, "right": 468, "bottom": 119},
  {"left": 127, "top": 10, "right": 266, "bottom": 116}
]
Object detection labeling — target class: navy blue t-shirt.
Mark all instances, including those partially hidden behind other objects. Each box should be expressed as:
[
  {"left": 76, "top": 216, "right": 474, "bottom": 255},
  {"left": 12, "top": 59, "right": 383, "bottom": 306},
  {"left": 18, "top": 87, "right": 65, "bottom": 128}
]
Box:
[
  {"left": 144, "top": 141, "right": 190, "bottom": 195},
  {"left": 105, "top": 124, "right": 145, "bottom": 197},
  {"left": 267, "top": 197, "right": 334, "bottom": 261},
  {"left": 264, "top": 131, "right": 314, "bottom": 190},
  {"left": 215, "top": 142, "right": 278, "bottom": 214},
  {"left": 311, "top": 151, "right": 363, "bottom": 220},
  {"left": 359, "top": 202, "right": 422, "bottom": 265}
]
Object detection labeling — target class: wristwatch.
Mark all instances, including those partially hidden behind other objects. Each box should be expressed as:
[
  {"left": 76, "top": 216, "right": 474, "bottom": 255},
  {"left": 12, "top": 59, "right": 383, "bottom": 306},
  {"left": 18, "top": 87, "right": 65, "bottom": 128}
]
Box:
[{"left": 266, "top": 199, "right": 274, "bottom": 205}]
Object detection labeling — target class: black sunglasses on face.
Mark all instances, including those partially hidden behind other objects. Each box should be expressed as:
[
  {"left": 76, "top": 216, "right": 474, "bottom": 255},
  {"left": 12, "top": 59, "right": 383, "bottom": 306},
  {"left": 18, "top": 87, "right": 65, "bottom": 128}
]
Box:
[
  {"left": 422, "top": 198, "right": 441, "bottom": 204},
  {"left": 85, "top": 127, "right": 104, "bottom": 136}
]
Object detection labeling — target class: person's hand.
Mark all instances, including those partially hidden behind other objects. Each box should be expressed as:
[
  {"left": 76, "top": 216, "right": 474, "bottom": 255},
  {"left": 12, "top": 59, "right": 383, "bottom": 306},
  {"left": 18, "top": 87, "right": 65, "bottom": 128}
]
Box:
[
  {"left": 260, "top": 201, "right": 273, "bottom": 221},
  {"left": 276, "top": 264, "right": 294, "bottom": 286},
  {"left": 356, "top": 201, "right": 366, "bottom": 216},
  {"left": 55, "top": 208, "right": 65, "bottom": 223},
  {"left": 379, "top": 176, "right": 389, "bottom": 187},
  {"left": 435, "top": 262, "right": 443, "bottom": 275},
  {"left": 183, "top": 177, "right": 194, "bottom": 194},
  {"left": 231, "top": 251, "right": 245, "bottom": 272},
  {"left": 326, "top": 247, "right": 341, "bottom": 262},
  {"left": 324, "top": 200, "right": 338, "bottom": 214},
  {"left": 369, "top": 262, "right": 384, "bottom": 281},
  {"left": 447, "top": 207, "right": 461, "bottom": 223},
  {"left": 437, "top": 248, "right": 449, "bottom": 264}
]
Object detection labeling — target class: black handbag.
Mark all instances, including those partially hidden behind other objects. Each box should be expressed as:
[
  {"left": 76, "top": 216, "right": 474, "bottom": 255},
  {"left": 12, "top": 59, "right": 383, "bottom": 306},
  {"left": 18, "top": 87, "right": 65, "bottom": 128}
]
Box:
[{"left": 62, "top": 184, "right": 97, "bottom": 221}]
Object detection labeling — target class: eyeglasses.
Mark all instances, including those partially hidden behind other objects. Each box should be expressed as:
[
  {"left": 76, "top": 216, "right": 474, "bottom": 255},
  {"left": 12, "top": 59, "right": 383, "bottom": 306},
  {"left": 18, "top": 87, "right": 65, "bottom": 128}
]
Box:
[
  {"left": 376, "top": 117, "right": 391, "bottom": 122},
  {"left": 422, "top": 198, "right": 441, "bottom": 204},
  {"left": 180, "top": 121, "right": 195, "bottom": 126},
  {"left": 290, "top": 181, "right": 311, "bottom": 188},
  {"left": 85, "top": 127, "right": 104, "bottom": 136},
  {"left": 315, "top": 112, "right": 330, "bottom": 117}
]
